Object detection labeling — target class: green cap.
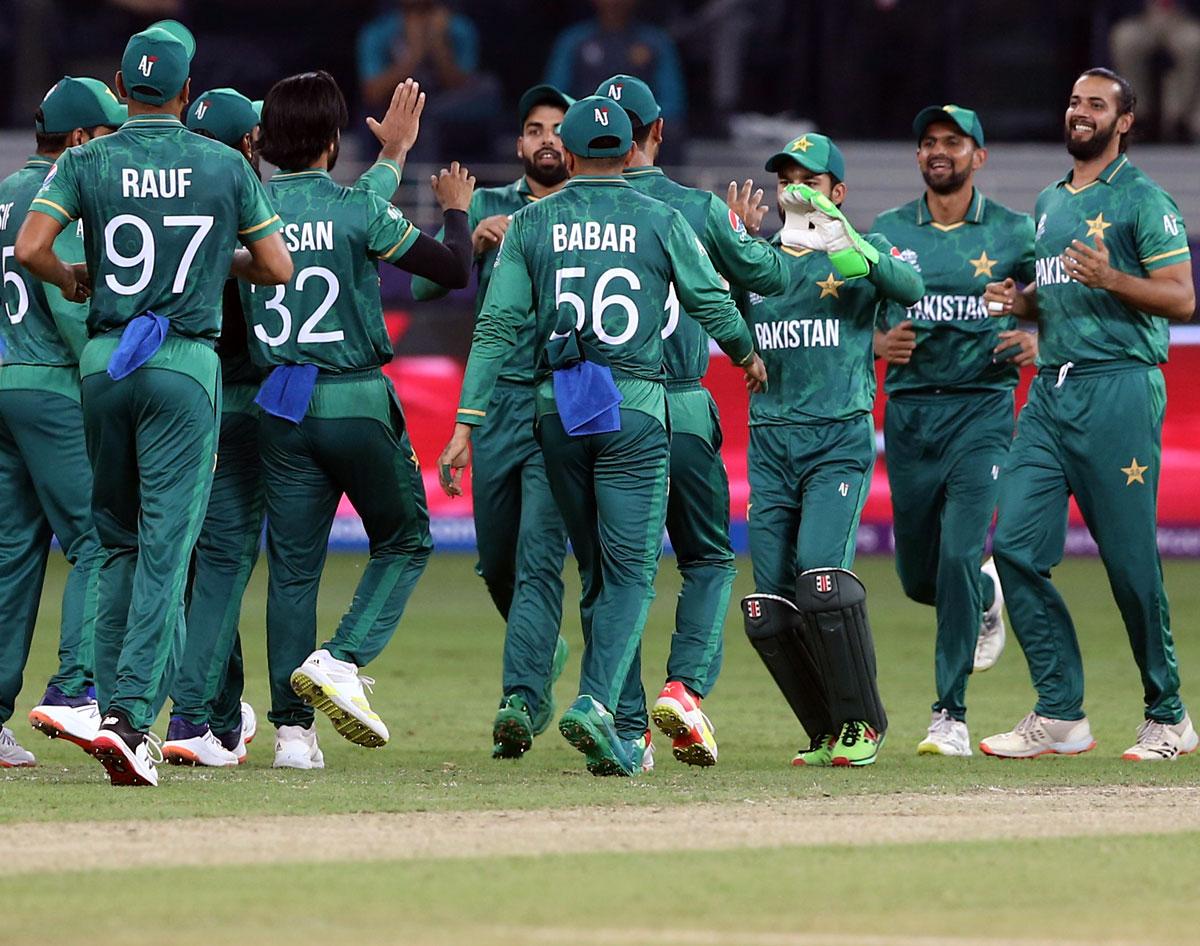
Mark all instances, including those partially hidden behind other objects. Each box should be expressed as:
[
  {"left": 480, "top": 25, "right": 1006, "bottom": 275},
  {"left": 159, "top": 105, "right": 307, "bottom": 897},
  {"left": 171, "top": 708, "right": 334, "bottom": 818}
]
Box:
[
  {"left": 558, "top": 96, "right": 632, "bottom": 158},
  {"left": 764, "top": 133, "right": 845, "bottom": 182},
  {"left": 36, "top": 77, "right": 127, "bottom": 133},
  {"left": 517, "top": 83, "right": 573, "bottom": 127},
  {"left": 593, "top": 74, "right": 660, "bottom": 126},
  {"left": 120, "top": 19, "right": 196, "bottom": 106},
  {"left": 187, "top": 88, "right": 260, "bottom": 148},
  {"left": 912, "top": 104, "right": 985, "bottom": 147}
]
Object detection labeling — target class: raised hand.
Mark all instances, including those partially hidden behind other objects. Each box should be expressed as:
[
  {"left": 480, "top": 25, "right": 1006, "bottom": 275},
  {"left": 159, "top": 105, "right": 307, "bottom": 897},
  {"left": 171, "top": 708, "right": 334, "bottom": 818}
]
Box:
[
  {"left": 726, "top": 179, "right": 768, "bottom": 235},
  {"left": 430, "top": 161, "right": 476, "bottom": 213},
  {"left": 366, "top": 78, "right": 426, "bottom": 160}
]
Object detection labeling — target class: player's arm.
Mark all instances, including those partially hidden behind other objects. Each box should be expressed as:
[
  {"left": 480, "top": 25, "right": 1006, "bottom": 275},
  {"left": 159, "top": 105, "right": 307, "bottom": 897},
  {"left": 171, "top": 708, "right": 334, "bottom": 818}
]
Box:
[
  {"left": 43, "top": 225, "right": 89, "bottom": 358},
  {"left": 703, "top": 193, "right": 788, "bottom": 296},
  {"left": 863, "top": 234, "right": 924, "bottom": 306},
  {"left": 15, "top": 150, "right": 87, "bottom": 302},
  {"left": 410, "top": 190, "right": 485, "bottom": 301},
  {"left": 229, "top": 160, "right": 291, "bottom": 285},
  {"left": 376, "top": 163, "right": 474, "bottom": 287},
  {"left": 355, "top": 78, "right": 426, "bottom": 200}
]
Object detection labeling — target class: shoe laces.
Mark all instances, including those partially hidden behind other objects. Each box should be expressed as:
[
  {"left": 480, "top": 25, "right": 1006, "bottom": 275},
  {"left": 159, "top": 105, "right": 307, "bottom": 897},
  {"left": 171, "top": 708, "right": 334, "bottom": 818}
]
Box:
[
  {"left": 140, "top": 731, "right": 164, "bottom": 766},
  {"left": 928, "top": 710, "right": 955, "bottom": 736},
  {"left": 802, "top": 733, "right": 830, "bottom": 753},
  {"left": 1011, "top": 712, "right": 1043, "bottom": 739},
  {"left": 0, "top": 726, "right": 19, "bottom": 748},
  {"left": 1135, "top": 719, "right": 1171, "bottom": 746},
  {"left": 840, "top": 721, "right": 863, "bottom": 747}
]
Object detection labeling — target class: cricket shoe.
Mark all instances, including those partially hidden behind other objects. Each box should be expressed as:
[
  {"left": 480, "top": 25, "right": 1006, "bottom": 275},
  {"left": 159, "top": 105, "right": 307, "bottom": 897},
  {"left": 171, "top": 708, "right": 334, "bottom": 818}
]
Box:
[
  {"left": 1121, "top": 715, "right": 1199, "bottom": 761},
  {"left": 273, "top": 724, "right": 325, "bottom": 770},
  {"left": 624, "top": 729, "right": 655, "bottom": 773},
  {"left": 0, "top": 726, "right": 36, "bottom": 767},
  {"left": 90, "top": 711, "right": 161, "bottom": 786},
  {"left": 214, "top": 702, "right": 258, "bottom": 763},
  {"left": 558, "top": 695, "right": 637, "bottom": 777},
  {"left": 162, "top": 718, "right": 239, "bottom": 767},
  {"left": 28, "top": 685, "right": 101, "bottom": 751},
  {"left": 290, "top": 649, "right": 389, "bottom": 748},
  {"left": 241, "top": 702, "right": 257, "bottom": 746},
  {"left": 831, "top": 720, "right": 883, "bottom": 767},
  {"left": 917, "top": 709, "right": 972, "bottom": 757},
  {"left": 531, "top": 635, "right": 570, "bottom": 736},
  {"left": 492, "top": 694, "right": 535, "bottom": 759},
  {"left": 974, "top": 557, "right": 1006, "bottom": 671},
  {"left": 792, "top": 734, "right": 834, "bottom": 767},
  {"left": 979, "top": 712, "right": 1096, "bottom": 758},
  {"left": 651, "top": 681, "right": 718, "bottom": 767}
]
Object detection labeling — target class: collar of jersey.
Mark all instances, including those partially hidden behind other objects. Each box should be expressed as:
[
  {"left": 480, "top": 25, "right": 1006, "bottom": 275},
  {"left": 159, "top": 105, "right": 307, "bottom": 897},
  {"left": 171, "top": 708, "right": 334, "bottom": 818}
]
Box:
[
  {"left": 24, "top": 155, "right": 54, "bottom": 170},
  {"left": 915, "top": 187, "right": 985, "bottom": 229},
  {"left": 515, "top": 176, "right": 542, "bottom": 201},
  {"left": 1058, "top": 154, "right": 1129, "bottom": 194},
  {"left": 272, "top": 169, "right": 329, "bottom": 181},
  {"left": 123, "top": 114, "right": 182, "bottom": 128},
  {"left": 623, "top": 165, "right": 663, "bottom": 179},
  {"left": 565, "top": 175, "right": 631, "bottom": 188}
]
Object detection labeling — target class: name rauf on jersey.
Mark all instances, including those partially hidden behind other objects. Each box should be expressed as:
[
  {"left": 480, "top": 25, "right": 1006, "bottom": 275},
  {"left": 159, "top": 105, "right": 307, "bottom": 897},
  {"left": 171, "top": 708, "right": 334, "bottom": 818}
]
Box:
[
  {"left": 283, "top": 220, "right": 334, "bottom": 253},
  {"left": 753, "top": 317, "right": 840, "bottom": 350},
  {"left": 906, "top": 293, "right": 990, "bottom": 321},
  {"left": 1034, "top": 255, "right": 1072, "bottom": 287},
  {"left": 551, "top": 222, "right": 636, "bottom": 253},
  {"left": 121, "top": 168, "right": 192, "bottom": 198}
]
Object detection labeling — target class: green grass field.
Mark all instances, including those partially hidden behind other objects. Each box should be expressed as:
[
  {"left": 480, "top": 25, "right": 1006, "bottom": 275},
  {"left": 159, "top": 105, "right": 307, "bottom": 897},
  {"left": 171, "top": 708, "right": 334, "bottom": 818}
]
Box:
[{"left": 4, "top": 553, "right": 1199, "bottom": 945}]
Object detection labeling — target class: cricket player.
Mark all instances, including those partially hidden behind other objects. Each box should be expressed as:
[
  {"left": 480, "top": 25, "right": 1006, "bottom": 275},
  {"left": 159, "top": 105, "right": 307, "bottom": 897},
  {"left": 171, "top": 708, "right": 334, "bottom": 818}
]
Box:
[
  {"left": 438, "top": 96, "right": 766, "bottom": 777},
  {"left": 739, "top": 133, "right": 924, "bottom": 767},
  {"left": 0, "top": 78, "right": 125, "bottom": 768},
  {"left": 872, "top": 105, "right": 1037, "bottom": 757},
  {"left": 247, "top": 71, "right": 473, "bottom": 763},
  {"left": 413, "top": 84, "right": 574, "bottom": 762},
  {"left": 598, "top": 73, "right": 787, "bottom": 767},
  {"left": 164, "top": 84, "right": 425, "bottom": 769},
  {"left": 981, "top": 68, "right": 1197, "bottom": 761},
  {"left": 15, "top": 20, "right": 293, "bottom": 786}
]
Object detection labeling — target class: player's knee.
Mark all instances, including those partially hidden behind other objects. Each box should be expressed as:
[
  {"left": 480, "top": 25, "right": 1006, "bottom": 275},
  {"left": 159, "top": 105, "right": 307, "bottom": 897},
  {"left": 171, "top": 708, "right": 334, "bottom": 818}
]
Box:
[{"left": 898, "top": 570, "right": 937, "bottom": 605}]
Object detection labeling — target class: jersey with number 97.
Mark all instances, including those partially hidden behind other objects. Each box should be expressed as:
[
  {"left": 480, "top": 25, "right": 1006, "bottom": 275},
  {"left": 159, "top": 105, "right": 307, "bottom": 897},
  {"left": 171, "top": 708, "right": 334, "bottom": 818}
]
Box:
[
  {"left": 246, "top": 169, "right": 419, "bottom": 372},
  {"left": 32, "top": 114, "right": 281, "bottom": 340}
]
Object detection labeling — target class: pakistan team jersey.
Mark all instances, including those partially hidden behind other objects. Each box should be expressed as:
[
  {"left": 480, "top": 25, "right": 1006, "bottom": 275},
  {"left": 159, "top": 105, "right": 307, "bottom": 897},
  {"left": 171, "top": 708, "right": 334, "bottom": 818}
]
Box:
[
  {"left": 1032, "top": 154, "right": 1189, "bottom": 367},
  {"left": 622, "top": 165, "right": 787, "bottom": 383},
  {"left": 245, "top": 168, "right": 419, "bottom": 372},
  {"left": 411, "top": 177, "right": 540, "bottom": 383},
  {"left": 0, "top": 157, "right": 90, "bottom": 366},
  {"left": 872, "top": 189, "right": 1035, "bottom": 393},
  {"left": 739, "top": 233, "right": 924, "bottom": 425},
  {"left": 32, "top": 114, "right": 281, "bottom": 340},
  {"left": 456, "top": 175, "right": 754, "bottom": 424}
]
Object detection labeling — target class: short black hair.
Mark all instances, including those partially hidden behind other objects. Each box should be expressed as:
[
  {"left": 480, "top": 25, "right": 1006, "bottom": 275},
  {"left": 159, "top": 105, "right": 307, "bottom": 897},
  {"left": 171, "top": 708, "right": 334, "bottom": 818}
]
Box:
[
  {"left": 1079, "top": 66, "right": 1136, "bottom": 151},
  {"left": 631, "top": 122, "right": 653, "bottom": 148},
  {"left": 258, "top": 70, "right": 348, "bottom": 171},
  {"left": 33, "top": 109, "right": 113, "bottom": 155}
]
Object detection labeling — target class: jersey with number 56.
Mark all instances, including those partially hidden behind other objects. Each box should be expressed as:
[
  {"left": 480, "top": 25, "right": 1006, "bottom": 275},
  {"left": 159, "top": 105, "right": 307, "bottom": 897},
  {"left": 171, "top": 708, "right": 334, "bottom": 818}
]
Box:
[
  {"left": 246, "top": 168, "right": 419, "bottom": 372},
  {"left": 32, "top": 114, "right": 281, "bottom": 340}
]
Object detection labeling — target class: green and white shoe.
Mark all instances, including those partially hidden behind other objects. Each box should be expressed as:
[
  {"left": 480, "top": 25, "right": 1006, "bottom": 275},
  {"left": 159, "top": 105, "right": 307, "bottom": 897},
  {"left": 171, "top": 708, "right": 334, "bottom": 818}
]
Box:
[
  {"left": 792, "top": 734, "right": 835, "bottom": 767},
  {"left": 492, "top": 694, "right": 535, "bottom": 759},
  {"left": 558, "top": 696, "right": 636, "bottom": 777},
  {"left": 531, "top": 635, "right": 569, "bottom": 736},
  {"left": 830, "top": 720, "right": 884, "bottom": 767}
]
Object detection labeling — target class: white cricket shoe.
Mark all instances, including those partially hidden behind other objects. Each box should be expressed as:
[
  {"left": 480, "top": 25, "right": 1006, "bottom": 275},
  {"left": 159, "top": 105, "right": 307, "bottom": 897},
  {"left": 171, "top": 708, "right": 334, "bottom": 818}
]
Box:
[
  {"left": 273, "top": 724, "right": 326, "bottom": 770},
  {"left": 0, "top": 726, "right": 36, "bottom": 767},
  {"left": 974, "top": 557, "right": 1006, "bottom": 672},
  {"left": 980, "top": 711, "right": 1096, "bottom": 759},
  {"left": 290, "top": 649, "right": 389, "bottom": 748},
  {"left": 90, "top": 716, "right": 162, "bottom": 787},
  {"left": 28, "top": 700, "right": 101, "bottom": 751},
  {"left": 163, "top": 728, "right": 239, "bottom": 767},
  {"left": 1122, "top": 715, "right": 1199, "bottom": 761},
  {"left": 917, "top": 709, "right": 972, "bottom": 757},
  {"left": 241, "top": 701, "right": 257, "bottom": 746}
]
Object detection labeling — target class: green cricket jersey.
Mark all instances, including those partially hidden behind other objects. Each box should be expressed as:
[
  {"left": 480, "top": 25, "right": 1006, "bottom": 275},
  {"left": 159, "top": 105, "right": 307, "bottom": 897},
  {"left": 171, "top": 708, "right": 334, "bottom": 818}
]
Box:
[
  {"left": 739, "top": 234, "right": 924, "bottom": 425},
  {"left": 622, "top": 165, "right": 787, "bottom": 383},
  {"left": 456, "top": 175, "right": 755, "bottom": 425},
  {"left": 0, "top": 156, "right": 90, "bottom": 366},
  {"left": 32, "top": 114, "right": 281, "bottom": 340},
  {"left": 872, "top": 189, "right": 1035, "bottom": 393},
  {"left": 245, "top": 168, "right": 419, "bottom": 372},
  {"left": 411, "top": 177, "right": 541, "bottom": 383},
  {"left": 1032, "top": 154, "right": 1190, "bottom": 367}
]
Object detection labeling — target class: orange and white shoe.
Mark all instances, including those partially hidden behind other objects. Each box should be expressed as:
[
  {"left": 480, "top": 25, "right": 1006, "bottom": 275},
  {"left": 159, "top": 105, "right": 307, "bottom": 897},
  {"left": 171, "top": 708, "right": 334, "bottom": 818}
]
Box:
[
  {"left": 651, "top": 681, "right": 718, "bottom": 767},
  {"left": 980, "top": 711, "right": 1095, "bottom": 759},
  {"left": 1122, "top": 715, "right": 1198, "bottom": 761},
  {"left": 162, "top": 718, "right": 239, "bottom": 767}
]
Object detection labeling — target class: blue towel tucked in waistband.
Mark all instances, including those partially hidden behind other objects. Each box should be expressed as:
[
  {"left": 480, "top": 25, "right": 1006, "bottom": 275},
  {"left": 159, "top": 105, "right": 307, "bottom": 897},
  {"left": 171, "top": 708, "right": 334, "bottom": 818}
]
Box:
[
  {"left": 107, "top": 312, "right": 169, "bottom": 380},
  {"left": 552, "top": 360, "right": 623, "bottom": 436},
  {"left": 255, "top": 364, "right": 319, "bottom": 423}
]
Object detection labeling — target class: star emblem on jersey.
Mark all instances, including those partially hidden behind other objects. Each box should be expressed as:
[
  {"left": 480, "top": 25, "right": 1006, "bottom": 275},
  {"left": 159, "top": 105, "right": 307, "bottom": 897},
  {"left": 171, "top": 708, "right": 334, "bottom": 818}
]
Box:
[
  {"left": 816, "top": 273, "right": 844, "bottom": 299},
  {"left": 789, "top": 135, "right": 813, "bottom": 154},
  {"left": 969, "top": 251, "right": 997, "bottom": 278},
  {"left": 1085, "top": 212, "right": 1112, "bottom": 240},
  {"left": 1121, "top": 457, "right": 1148, "bottom": 485}
]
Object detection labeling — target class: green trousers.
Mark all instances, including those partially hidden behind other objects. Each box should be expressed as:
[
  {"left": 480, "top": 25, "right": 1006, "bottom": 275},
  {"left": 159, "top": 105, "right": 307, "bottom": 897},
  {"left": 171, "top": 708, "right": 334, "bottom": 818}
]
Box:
[
  {"left": 0, "top": 382, "right": 103, "bottom": 725},
  {"left": 472, "top": 381, "right": 567, "bottom": 716},
  {"left": 82, "top": 350, "right": 220, "bottom": 733},
  {"left": 747, "top": 416, "right": 875, "bottom": 597},
  {"left": 885, "top": 390, "right": 1011, "bottom": 721},
  {"left": 993, "top": 363, "right": 1183, "bottom": 724},
  {"left": 170, "top": 392, "right": 263, "bottom": 735},
  {"left": 540, "top": 408, "right": 670, "bottom": 739},
  {"left": 261, "top": 374, "right": 432, "bottom": 728}
]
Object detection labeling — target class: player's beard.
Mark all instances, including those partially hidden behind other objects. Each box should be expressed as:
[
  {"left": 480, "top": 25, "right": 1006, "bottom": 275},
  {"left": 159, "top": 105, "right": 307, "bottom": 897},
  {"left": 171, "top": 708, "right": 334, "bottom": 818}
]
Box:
[
  {"left": 1065, "top": 115, "right": 1117, "bottom": 160},
  {"left": 524, "top": 149, "right": 567, "bottom": 187},
  {"left": 920, "top": 161, "right": 971, "bottom": 196}
]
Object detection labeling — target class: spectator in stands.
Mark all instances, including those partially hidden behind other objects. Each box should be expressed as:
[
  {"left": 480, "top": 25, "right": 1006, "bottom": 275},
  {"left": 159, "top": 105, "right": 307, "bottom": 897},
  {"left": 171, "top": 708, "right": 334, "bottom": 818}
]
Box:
[
  {"left": 1111, "top": 0, "right": 1200, "bottom": 141},
  {"left": 544, "top": 0, "right": 685, "bottom": 123},
  {"left": 358, "top": 0, "right": 501, "bottom": 160}
]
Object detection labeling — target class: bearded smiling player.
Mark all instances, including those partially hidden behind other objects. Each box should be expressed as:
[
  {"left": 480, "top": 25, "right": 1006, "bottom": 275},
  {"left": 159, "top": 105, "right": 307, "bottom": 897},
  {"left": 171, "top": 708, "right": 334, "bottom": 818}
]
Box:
[
  {"left": 872, "top": 105, "right": 1036, "bottom": 758},
  {"left": 981, "top": 68, "right": 1197, "bottom": 762}
]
